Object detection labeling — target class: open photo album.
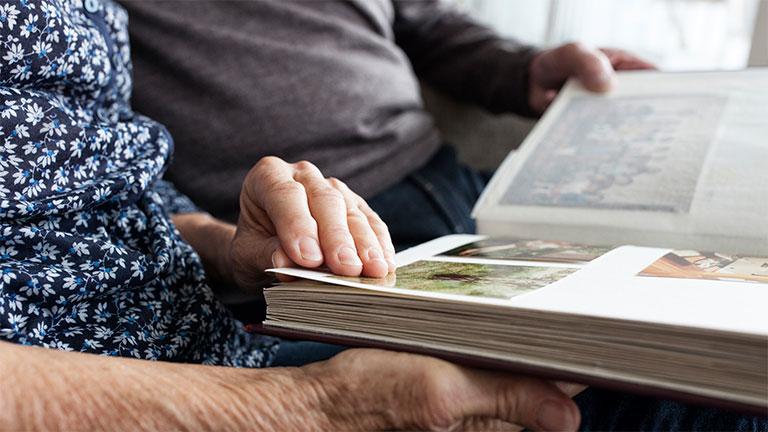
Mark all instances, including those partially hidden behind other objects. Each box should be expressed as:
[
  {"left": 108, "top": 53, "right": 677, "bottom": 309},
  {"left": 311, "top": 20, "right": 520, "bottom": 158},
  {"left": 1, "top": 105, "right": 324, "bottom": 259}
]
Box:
[
  {"left": 247, "top": 69, "right": 768, "bottom": 415},
  {"left": 473, "top": 68, "right": 768, "bottom": 255}
]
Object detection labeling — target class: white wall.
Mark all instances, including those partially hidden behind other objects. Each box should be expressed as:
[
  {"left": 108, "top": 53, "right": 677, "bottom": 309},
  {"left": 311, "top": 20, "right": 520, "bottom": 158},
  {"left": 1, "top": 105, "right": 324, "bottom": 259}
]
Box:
[{"left": 448, "top": 0, "right": 762, "bottom": 71}]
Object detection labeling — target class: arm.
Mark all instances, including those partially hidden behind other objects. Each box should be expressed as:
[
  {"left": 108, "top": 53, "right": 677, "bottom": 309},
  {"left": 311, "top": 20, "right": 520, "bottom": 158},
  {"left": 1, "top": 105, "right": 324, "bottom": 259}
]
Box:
[
  {"left": 393, "top": 0, "right": 539, "bottom": 115},
  {"left": 0, "top": 340, "right": 582, "bottom": 431},
  {"left": 392, "top": 1, "right": 655, "bottom": 116},
  {"left": 0, "top": 339, "right": 336, "bottom": 430}
]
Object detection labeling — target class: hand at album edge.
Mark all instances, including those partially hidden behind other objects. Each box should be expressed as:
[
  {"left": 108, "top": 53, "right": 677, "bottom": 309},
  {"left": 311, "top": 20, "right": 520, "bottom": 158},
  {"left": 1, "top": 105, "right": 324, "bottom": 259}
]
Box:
[
  {"left": 528, "top": 42, "right": 657, "bottom": 114},
  {"left": 230, "top": 157, "right": 396, "bottom": 291},
  {"left": 302, "top": 348, "right": 585, "bottom": 431}
]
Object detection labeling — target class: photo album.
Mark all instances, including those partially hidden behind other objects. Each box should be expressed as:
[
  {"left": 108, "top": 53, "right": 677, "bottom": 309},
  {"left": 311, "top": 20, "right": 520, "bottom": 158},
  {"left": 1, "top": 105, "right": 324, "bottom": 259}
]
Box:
[{"left": 246, "top": 69, "right": 768, "bottom": 414}]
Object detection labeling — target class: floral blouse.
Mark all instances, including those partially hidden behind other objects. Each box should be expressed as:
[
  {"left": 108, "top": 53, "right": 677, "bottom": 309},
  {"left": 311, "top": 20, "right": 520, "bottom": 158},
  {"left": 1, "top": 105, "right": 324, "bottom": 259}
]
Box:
[{"left": 0, "top": 0, "right": 275, "bottom": 366}]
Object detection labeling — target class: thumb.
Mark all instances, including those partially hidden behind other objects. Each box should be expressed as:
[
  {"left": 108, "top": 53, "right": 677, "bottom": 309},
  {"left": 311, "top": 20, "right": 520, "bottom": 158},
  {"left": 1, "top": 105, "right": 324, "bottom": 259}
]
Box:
[
  {"left": 462, "top": 371, "right": 580, "bottom": 432},
  {"left": 271, "top": 244, "right": 298, "bottom": 282},
  {"left": 230, "top": 229, "right": 290, "bottom": 291},
  {"left": 533, "top": 42, "right": 616, "bottom": 93}
]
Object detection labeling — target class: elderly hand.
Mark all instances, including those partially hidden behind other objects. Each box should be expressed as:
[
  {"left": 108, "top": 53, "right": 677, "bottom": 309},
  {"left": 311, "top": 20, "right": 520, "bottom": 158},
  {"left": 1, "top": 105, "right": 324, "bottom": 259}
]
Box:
[
  {"left": 528, "top": 43, "right": 657, "bottom": 114},
  {"left": 304, "top": 349, "right": 585, "bottom": 431},
  {"left": 229, "top": 157, "right": 396, "bottom": 291}
]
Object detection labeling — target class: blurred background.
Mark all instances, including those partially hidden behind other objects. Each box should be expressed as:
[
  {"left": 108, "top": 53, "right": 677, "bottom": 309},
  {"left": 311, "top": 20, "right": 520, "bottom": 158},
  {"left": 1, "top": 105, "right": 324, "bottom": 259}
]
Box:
[
  {"left": 446, "top": 0, "right": 766, "bottom": 70},
  {"left": 428, "top": 0, "right": 767, "bottom": 170}
]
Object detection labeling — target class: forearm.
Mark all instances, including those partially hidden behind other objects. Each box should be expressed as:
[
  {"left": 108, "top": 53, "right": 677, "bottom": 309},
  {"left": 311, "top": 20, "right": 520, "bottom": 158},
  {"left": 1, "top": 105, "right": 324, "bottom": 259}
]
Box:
[
  {"left": 393, "top": 0, "right": 539, "bottom": 115},
  {"left": 0, "top": 341, "right": 342, "bottom": 430},
  {"left": 171, "top": 212, "right": 236, "bottom": 289}
]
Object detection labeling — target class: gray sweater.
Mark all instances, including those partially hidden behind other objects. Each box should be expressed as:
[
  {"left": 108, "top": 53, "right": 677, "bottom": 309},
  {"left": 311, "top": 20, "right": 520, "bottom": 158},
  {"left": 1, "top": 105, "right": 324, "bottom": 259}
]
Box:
[{"left": 122, "top": 0, "right": 537, "bottom": 222}]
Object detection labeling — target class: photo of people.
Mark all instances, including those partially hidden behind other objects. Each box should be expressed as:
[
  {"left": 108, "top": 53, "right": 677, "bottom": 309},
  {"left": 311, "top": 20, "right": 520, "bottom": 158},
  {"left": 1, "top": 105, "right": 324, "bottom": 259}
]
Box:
[
  {"left": 638, "top": 250, "right": 768, "bottom": 284},
  {"left": 440, "top": 238, "right": 612, "bottom": 263},
  {"left": 332, "top": 260, "right": 577, "bottom": 300},
  {"left": 501, "top": 95, "right": 725, "bottom": 212}
]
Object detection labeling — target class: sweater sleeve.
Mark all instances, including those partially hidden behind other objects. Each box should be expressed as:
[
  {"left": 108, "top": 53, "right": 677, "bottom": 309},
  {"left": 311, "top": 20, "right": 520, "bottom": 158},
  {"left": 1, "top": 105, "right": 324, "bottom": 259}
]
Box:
[{"left": 392, "top": 0, "right": 539, "bottom": 116}]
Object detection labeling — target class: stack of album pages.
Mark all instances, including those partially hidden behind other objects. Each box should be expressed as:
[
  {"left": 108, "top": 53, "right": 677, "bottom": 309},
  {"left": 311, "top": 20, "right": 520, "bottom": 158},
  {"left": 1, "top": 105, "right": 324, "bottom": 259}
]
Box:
[{"left": 248, "top": 69, "right": 768, "bottom": 414}]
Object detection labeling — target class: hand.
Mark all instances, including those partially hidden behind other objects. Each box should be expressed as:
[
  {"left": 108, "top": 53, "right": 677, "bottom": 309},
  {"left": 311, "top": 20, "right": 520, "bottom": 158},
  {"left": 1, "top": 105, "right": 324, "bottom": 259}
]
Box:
[
  {"left": 528, "top": 43, "right": 657, "bottom": 114},
  {"left": 304, "top": 349, "right": 585, "bottom": 431},
  {"left": 230, "top": 157, "right": 396, "bottom": 291}
]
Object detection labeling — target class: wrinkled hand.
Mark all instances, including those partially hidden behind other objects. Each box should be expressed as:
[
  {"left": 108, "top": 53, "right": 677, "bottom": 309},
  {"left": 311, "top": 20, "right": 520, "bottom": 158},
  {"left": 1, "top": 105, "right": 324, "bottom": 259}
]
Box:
[
  {"left": 528, "top": 43, "right": 657, "bottom": 114},
  {"left": 304, "top": 349, "right": 585, "bottom": 431},
  {"left": 229, "top": 157, "right": 396, "bottom": 291}
]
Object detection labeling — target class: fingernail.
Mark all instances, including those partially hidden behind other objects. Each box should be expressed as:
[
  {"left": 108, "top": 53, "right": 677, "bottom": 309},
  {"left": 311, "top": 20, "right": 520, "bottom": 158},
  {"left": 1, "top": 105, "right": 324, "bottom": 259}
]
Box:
[
  {"left": 271, "top": 251, "right": 277, "bottom": 268},
  {"left": 536, "top": 401, "right": 575, "bottom": 432},
  {"left": 367, "top": 248, "right": 386, "bottom": 263},
  {"left": 338, "top": 246, "right": 362, "bottom": 267},
  {"left": 385, "top": 251, "right": 396, "bottom": 269},
  {"left": 299, "top": 237, "right": 323, "bottom": 261}
]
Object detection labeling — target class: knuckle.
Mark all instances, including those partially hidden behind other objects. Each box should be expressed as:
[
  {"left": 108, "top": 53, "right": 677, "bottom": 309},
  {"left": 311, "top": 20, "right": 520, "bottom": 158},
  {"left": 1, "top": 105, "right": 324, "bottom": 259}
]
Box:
[
  {"left": 407, "top": 363, "right": 464, "bottom": 429},
  {"left": 326, "top": 176, "right": 348, "bottom": 190},
  {"left": 419, "top": 384, "right": 462, "bottom": 429},
  {"left": 563, "top": 41, "right": 586, "bottom": 54},
  {"left": 253, "top": 155, "right": 283, "bottom": 172},
  {"left": 267, "top": 180, "right": 306, "bottom": 197},
  {"left": 322, "top": 223, "right": 351, "bottom": 239},
  {"left": 495, "top": 385, "right": 524, "bottom": 423},
  {"left": 282, "top": 214, "right": 316, "bottom": 236},
  {"left": 346, "top": 206, "right": 367, "bottom": 221},
  {"left": 308, "top": 184, "right": 345, "bottom": 202},
  {"left": 293, "top": 160, "right": 317, "bottom": 173},
  {"left": 366, "top": 212, "right": 388, "bottom": 230}
]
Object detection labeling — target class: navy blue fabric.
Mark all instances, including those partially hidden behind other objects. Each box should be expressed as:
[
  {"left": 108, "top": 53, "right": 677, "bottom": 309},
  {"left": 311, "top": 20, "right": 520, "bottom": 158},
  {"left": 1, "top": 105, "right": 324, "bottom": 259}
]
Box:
[
  {"left": 270, "top": 340, "right": 348, "bottom": 367},
  {"left": 573, "top": 387, "right": 767, "bottom": 431},
  {"left": 367, "top": 145, "right": 491, "bottom": 251},
  {"left": 0, "top": 0, "right": 275, "bottom": 367}
]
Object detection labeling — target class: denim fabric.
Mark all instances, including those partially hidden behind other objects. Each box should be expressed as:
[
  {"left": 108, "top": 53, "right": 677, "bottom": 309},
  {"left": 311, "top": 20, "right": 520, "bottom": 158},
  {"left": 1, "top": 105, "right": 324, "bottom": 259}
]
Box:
[
  {"left": 573, "top": 387, "right": 767, "bottom": 431},
  {"left": 367, "top": 145, "right": 491, "bottom": 251},
  {"left": 270, "top": 340, "right": 348, "bottom": 367}
]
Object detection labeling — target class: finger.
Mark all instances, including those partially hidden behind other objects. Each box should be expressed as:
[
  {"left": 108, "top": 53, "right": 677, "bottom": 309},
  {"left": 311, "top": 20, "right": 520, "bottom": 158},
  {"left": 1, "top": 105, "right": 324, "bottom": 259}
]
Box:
[
  {"left": 533, "top": 42, "right": 616, "bottom": 93},
  {"left": 553, "top": 381, "right": 588, "bottom": 398},
  {"left": 600, "top": 48, "right": 657, "bottom": 71},
  {"left": 328, "top": 178, "right": 396, "bottom": 274},
  {"left": 271, "top": 245, "right": 297, "bottom": 282},
  {"left": 344, "top": 204, "right": 389, "bottom": 278},
  {"left": 364, "top": 208, "right": 396, "bottom": 273},
  {"left": 292, "top": 163, "right": 363, "bottom": 276},
  {"left": 229, "top": 231, "right": 282, "bottom": 291},
  {"left": 528, "top": 88, "right": 558, "bottom": 116},
  {"left": 246, "top": 157, "right": 324, "bottom": 269},
  {"left": 460, "top": 369, "right": 580, "bottom": 432},
  {"left": 459, "top": 417, "right": 522, "bottom": 432}
]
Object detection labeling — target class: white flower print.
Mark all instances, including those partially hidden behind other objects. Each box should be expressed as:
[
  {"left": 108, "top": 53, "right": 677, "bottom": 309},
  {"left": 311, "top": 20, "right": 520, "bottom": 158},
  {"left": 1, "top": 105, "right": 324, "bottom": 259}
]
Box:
[
  {"left": 9, "top": 63, "right": 31, "bottom": 80},
  {"left": 40, "top": 119, "right": 67, "bottom": 136},
  {"left": 2, "top": 42, "right": 24, "bottom": 63},
  {"left": 31, "top": 38, "right": 50, "bottom": 57},
  {"left": 1, "top": 100, "right": 18, "bottom": 119},
  {"left": 20, "top": 13, "right": 37, "bottom": 38},
  {"left": 0, "top": 0, "right": 275, "bottom": 368},
  {"left": 0, "top": 3, "right": 20, "bottom": 30}
]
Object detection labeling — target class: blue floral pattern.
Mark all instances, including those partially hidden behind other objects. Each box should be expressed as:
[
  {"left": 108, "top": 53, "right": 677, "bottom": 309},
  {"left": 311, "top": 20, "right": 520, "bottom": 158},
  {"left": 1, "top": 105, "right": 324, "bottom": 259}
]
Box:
[{"left": 0, "top": 0, "right": 276, "bottom": 366}]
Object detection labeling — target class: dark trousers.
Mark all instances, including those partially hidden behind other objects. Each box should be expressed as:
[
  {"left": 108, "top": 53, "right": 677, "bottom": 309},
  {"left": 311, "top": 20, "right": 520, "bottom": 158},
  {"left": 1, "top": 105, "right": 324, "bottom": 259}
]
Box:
[{"left": 368, "top": 145, "right": 491, "bottom": 251}]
